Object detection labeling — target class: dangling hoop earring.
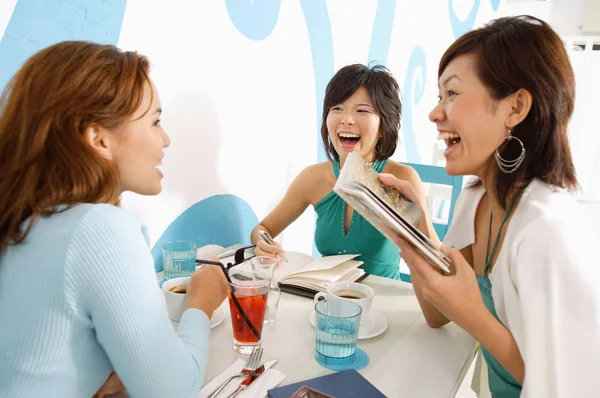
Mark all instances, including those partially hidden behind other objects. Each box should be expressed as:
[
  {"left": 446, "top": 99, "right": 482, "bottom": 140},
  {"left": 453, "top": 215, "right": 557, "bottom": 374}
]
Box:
[{"left": 494, "top": 129, "right": 526, "bottom": 174}]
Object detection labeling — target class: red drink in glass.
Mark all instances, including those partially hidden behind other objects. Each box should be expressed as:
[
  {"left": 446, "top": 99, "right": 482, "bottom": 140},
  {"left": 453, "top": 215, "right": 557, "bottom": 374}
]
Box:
[
  {"left": 228, "top": 288, "right": 268, "bottom": 343},
  {"left": 227, "top": 269, "right": 270, "bottom": 354}
]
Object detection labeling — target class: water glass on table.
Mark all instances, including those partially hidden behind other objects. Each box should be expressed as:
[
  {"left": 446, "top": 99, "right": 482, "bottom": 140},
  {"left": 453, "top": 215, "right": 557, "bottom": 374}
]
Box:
[
  {"left": 227, "top": 268, "right": 271, "bottom": 354},
  {"left": 314, "top": 299, "right": 362, "bottom": 367},
  {"left": 162, "top": 241, "right": 197, "bottom": 280},
  {"left": 249, "top": 256, "right": 281, "bottom": 324}
]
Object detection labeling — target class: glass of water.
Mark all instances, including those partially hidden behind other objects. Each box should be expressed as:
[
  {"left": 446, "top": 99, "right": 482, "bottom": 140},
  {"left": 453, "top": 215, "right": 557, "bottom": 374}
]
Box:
[
  {"left": 162, "top": 241, "right": 197, "bottom": 280},
  {"left": 249, "top": 256, "right": 281, "bottom": 324},
  {"left": 314, "top": 299, "right": 362, "bottom": 367}
]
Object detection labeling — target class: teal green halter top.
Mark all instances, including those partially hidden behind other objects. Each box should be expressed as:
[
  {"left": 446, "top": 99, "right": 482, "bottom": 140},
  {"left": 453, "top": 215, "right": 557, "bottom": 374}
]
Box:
[
  {"left": 313, "top": 159, "right": 400, "bottom": 280},
  {"left": 476, "top": 181, "right": 529, "bottom": 397}
]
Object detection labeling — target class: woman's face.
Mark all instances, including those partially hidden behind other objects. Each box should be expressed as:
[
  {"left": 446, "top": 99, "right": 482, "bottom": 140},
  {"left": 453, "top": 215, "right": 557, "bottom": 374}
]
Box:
[
  {"left": 327, "top": 86, "right": 381, "bottom": 164},
  {"left": 110, "top": 81, "right": 170, "bottom": 195},
  {"left": 429, "top": 54, "right": 511, "bottom": 177}
]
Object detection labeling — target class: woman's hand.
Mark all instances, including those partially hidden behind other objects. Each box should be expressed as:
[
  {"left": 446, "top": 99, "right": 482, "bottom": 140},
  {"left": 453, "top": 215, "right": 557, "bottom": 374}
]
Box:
[
  {"left": 254, "top": 239, "right": 284, "bottom": 264},
  {"left": 93, "top": 371, "right": 125, "bottom": 398},
  {"left": 378, "top": 173, "right": 425, "bottom": 209},
  {"left": 396, "top": 238, "right": 487, "bottom": 332},
  {"left": 186, "top": 262, "right": 230, "bottom": 317},
  {"left": 378, "top": 173, "right": 431, "bottom": 239}
]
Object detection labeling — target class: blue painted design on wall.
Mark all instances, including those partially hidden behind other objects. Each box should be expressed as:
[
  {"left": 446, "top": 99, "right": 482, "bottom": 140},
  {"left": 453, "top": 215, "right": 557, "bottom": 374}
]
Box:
[
  {"left": 367, "top": 0, "right": 397, "bottom": 66},
  {"left": 225, "top": 0, "right": 281, "bottom": 41},
  {"left": 299, "top": 0, "right": 334, "bottom": 164},
  {"left": 402, "top": 45, "right": 426, "bottom": 163},
  {"left": 151, "top": 194, "right": 259, "bottom": 272},
  {"left": 448, "top": 0, "right": 480, "bottom": 39},
  {"left": 298, "top": 0, "right": 334, "bottom": 258},
  {"left": 490, "top": 0, "right": 501, "bottom": 11},
  {"left": 0, "top": 0, "right": 127, "bottom": 93}
]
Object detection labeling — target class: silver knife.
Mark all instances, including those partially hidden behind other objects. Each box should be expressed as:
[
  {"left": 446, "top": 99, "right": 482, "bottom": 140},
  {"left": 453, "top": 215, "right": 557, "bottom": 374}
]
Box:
[{"left": 226, "top": 359, "right": 278, "bottom": 398}]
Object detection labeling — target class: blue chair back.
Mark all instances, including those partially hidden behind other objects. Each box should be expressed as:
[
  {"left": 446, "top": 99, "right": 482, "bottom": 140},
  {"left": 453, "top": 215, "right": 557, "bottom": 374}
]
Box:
[
  {"left": 400, "top": 163, "right": 463, "bottom": 282},
  {"left": 151, "top": 194, "right": 258, "bottom": 272}
]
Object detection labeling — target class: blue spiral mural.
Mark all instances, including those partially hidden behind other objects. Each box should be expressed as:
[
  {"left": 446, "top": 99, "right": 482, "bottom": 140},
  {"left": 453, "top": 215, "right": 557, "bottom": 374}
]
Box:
[
  {"left": 225, "top": 0, "right": 281, "bottom": 41},
  {"left": 367, "top": 0, "right": 397, "bottom": 67},
  {"left": 448, "top": 0, "right": 481, "bottom": 39},
  {"left": 0, "top": 0, "right": 127, "bottom": 93},
  {"left": 298, "top": 0, "right": 335, "bottom": 163},
  {"left": 402, "top": 45, "right": 427, "bottom": 163}
]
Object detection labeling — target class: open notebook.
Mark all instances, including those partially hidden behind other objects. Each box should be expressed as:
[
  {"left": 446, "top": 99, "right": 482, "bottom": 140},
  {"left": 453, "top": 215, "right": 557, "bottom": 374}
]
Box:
[
  {"left": 333, "top": 152, "right": 451, "bottom": 274},
  {"left": 274, "top": 252, "right": 367, "bottom": 298}
]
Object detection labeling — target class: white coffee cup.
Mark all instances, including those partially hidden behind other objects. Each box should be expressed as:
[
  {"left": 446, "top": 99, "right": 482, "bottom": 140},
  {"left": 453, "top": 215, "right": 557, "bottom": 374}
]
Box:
[
  {"left": 162, "top": 277, "right": 190, "bottom": 322},
  {"left": 314, "top": 282, "right": 375, "bottom": 327}
]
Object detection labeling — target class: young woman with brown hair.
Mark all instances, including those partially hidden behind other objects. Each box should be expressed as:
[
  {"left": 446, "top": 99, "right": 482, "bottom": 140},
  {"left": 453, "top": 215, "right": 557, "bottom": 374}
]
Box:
[
  {"left": 0, "top": 41, "right": 228, "bottom": 397},
  {"left": 383, "top": 16, "right": 600, "bottom": 397}
]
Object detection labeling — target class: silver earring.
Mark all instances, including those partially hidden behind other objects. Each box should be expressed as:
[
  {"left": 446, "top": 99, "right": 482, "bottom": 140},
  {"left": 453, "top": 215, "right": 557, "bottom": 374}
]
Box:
[{"left": 494, "top": 129, "right": 526, "bottom": 174}]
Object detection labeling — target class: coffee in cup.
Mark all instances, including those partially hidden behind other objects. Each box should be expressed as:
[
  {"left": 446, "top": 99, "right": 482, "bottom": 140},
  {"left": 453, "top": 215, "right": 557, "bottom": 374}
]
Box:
[
  {"left": 168, "top": 284, "right": 188, "bottom": 294},
  {"left": 314, "top": 282, "right": 375, "bottom": 328},
  {"left": 334, "top": 289, "right": 367, "bottom": 300},
  {"left": 162, "top": 277, "right": 190, "bottom": 322}
]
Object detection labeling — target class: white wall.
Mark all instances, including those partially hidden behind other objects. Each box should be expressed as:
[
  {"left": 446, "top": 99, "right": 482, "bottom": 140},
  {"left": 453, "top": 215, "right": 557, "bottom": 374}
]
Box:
[{"left": 5, "top": 0, "right": 597, "bottom": 254}]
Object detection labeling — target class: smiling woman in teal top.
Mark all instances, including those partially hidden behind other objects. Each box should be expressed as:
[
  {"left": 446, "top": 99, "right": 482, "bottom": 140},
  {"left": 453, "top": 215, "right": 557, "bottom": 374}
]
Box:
[{"left": 251, "top": 64, "right": 435, "bottom": 279}]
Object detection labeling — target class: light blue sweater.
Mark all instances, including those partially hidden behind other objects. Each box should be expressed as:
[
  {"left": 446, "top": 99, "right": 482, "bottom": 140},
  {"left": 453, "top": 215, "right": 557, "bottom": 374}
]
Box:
[{"left": 0, "top": 204, "right": 211, "bottom": 397}]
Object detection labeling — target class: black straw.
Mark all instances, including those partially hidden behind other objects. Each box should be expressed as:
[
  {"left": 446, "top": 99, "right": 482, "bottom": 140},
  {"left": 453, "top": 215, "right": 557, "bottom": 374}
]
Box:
[{"left": 195, "top": 259, "right": 261, "bottom": 340}]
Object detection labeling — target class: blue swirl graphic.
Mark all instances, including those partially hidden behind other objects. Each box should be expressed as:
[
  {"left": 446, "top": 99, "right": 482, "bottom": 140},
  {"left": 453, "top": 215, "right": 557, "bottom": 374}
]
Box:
[
  {"left": 490, "top": 0, "right": 500, "bottom": 11},
  {"left": 367, "top": 0, "right": 397, "bottom": 66},
  {"left": 299, "top": 0, "right": 334, "bottom": 163},
  {"left": 402, "top": 45, "right": 427, "bottom": 163},
  {"left": 0, "top": 0, "right": 127, "bottom": 92},
  {"left": 225, "top": 0, "right": 281, "bottom": 41},
  {"left": 448, "top": 0, "right": 480, "bottom": 39}
]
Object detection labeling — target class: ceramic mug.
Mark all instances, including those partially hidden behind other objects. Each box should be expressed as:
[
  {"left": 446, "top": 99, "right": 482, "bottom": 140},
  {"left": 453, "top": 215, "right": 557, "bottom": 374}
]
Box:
[{"left": 314, "top": 282, "right": 374, "bottom": 327}]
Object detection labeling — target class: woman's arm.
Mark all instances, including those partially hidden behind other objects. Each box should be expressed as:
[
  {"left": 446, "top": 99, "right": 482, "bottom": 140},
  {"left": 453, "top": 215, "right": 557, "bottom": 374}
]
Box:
[
  {"left": 250, "top": 165, "right": 316, "bottom": 253},
  {"left": 381, "top": 165, "right": 450, "bottom": 327},
  {"left": 65, "top": 206, "right": 215, "bottom": 398},
  {"left": 464, "top": 309, "right": 525, "bottom": 384}
]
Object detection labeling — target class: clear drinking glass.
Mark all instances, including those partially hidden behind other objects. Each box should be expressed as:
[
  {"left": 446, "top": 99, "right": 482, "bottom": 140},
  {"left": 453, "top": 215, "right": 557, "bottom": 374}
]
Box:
[
  {"left": 162, "top": 241, "right": 197, "bottom": 280},
  {"left": 314, "top": 299, "right": 362, "bottom": 367},
  {"left": 249, "top": 256, "right": 281, "bottom": 324},
  {"left": 227, "top": 268, "right": 270, "bottom": 354}
]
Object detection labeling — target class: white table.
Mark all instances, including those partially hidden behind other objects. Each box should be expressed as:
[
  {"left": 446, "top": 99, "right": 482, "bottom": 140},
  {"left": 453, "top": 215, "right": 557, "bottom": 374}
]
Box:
[{"left": 163, "top": 251, "right": 477, "bottom": 398}]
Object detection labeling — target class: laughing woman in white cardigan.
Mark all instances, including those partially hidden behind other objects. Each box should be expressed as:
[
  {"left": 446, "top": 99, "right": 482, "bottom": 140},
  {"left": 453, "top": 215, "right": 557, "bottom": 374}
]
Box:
[{"left": 381, "top": 16, "right": 600, "bottom": 398}]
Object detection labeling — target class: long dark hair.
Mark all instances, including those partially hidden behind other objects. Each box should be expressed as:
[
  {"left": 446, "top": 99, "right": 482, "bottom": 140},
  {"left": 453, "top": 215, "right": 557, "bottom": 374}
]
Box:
[{"left": 439, "top": 15, "right": 577, "bottom": 208}]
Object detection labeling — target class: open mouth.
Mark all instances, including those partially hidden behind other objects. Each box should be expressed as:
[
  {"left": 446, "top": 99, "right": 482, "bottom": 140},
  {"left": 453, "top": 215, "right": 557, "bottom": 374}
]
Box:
[
  {"left": 437, "top": 132, "right": 461, "bottom": 150},
  {"left": 338, "top": 132, "right": 361, "bottom": 147}
]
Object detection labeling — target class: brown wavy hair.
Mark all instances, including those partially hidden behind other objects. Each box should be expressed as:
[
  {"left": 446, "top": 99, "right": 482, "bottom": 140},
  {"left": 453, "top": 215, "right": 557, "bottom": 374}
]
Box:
[{"left": 0, "top": 41, "right": 151, "bottom": 253}]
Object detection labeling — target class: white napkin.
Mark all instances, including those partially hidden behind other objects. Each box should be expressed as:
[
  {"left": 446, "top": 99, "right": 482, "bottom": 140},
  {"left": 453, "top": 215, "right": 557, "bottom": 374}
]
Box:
[{"left": 198, "top": 358, "right": 286, "bottom": 398}]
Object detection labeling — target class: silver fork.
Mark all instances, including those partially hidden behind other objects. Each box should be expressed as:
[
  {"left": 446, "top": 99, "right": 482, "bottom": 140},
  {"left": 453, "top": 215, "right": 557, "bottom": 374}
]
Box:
[{"left": 205, "top": 347, "right": 263, "bottom": 398}]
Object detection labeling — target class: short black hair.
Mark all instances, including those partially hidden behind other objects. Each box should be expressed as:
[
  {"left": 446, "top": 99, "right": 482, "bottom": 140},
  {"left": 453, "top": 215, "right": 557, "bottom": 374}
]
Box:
[{"left": 320, "top": 64, "right": 402, "bottom": 162}]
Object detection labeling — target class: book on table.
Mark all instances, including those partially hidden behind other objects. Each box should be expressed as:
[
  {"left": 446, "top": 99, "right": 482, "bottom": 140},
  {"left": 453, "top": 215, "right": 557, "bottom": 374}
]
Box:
[
  {"left": 267, "top": 369, "right": 386, "bottom": 398},
  {"left": 274, "top": 252, "right": 367, "bottom": 298},
  {"left": 333, "top": 151, "right": 451, "bottom": 274}
]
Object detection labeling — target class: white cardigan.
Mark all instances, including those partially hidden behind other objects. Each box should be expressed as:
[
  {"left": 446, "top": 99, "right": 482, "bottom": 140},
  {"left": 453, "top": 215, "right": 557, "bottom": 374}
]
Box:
[{"left": 443, "top": 179, "right": 600, "bottom": 397}]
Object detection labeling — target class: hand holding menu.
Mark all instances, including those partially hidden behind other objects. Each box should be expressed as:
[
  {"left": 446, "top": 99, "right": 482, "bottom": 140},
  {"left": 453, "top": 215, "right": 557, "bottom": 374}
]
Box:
[{"left": 333, "top": 152, "right": 451, "bottom": 273}]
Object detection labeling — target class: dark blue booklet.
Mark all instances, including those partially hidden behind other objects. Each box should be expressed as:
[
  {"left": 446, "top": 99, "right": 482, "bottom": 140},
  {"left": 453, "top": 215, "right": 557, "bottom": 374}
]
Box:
[{"left": 267, "top": 369, "right": 386, "bottom": 398}]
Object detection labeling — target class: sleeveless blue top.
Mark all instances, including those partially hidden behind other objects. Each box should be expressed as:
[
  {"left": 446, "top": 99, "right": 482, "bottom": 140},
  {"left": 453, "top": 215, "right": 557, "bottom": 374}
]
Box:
[{"left": 312, "top": 159, "right": 400, "bottom": 279}]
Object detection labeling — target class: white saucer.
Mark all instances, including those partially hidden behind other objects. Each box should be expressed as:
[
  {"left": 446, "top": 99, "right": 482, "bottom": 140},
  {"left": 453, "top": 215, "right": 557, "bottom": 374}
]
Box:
[
  {"left": 211, "top": 308, "right": 225, "bottom": 329},
  {"left": 309, "top": 310, "right": 388, "bottom": 339}
]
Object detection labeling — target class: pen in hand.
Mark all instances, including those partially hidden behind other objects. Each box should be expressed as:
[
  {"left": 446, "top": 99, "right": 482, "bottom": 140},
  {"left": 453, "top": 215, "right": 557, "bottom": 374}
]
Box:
[{"left": 258, "top": 230, "right": 289, "bottom": 263}]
